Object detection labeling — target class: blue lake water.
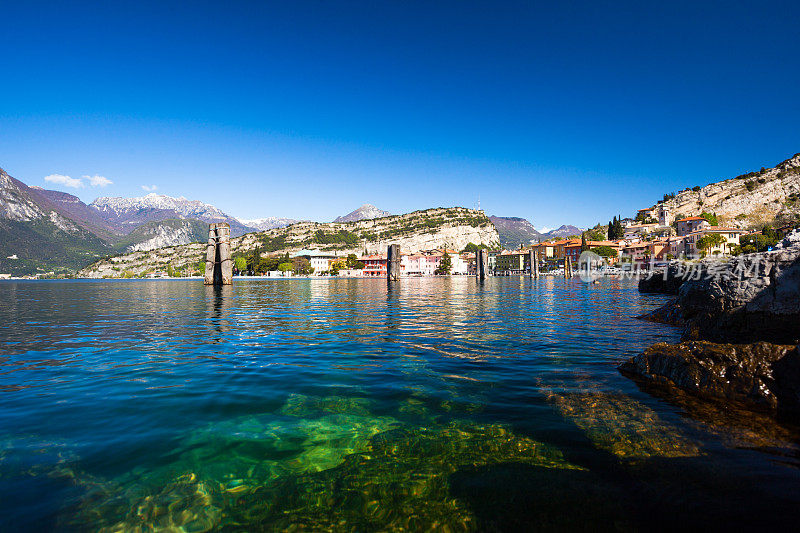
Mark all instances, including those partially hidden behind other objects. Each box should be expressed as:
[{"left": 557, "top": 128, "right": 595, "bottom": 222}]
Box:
[{"left": 1, "top": 277, "right": 799, "bottom": 531}]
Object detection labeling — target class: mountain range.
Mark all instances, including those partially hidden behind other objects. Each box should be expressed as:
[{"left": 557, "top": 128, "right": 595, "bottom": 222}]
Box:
[
  {"left": 1, "top": 166, "right": 587, "bottom": 276},
  {"left": 489, "top": 216, "right": 582, "bottom": 248},
  {"left": 238, "top": 216, "right": 300, "bottom": 231}
]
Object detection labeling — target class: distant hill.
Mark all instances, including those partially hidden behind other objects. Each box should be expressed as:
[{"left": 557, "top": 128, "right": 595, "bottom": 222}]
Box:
[
  {"left": 542, "top": 224, "right": 582, "bottom": 239},
  {"left": 489, "top": 216, "right": 542, "bottom": 248},
  {"left": 333, "top": 204, "right": 390, "bottom": 223},
  {"left": 0, "top": 167, "right": 261, "bottom": 275},
  {"left": 490, "top": 216, "right": 583, "bottom": 247},
  {"left": 27, "top": 187, "right": 121, "bottom": 241}
]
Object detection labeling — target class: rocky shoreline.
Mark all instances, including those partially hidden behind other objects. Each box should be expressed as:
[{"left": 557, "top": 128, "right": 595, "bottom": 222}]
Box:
[{"left": 621, "top": 230, "right": 800, "bottom": 421}]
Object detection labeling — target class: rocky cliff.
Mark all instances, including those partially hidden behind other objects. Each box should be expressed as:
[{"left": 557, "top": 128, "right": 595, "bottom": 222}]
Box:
[
  {"left": 78, "top": 207, "right": 499, "bottom": 278},
  {"left": 115, "top": 219, "right": 208, "bottom": 253},
  {"left": 643, "top": 153, "right": 800, "bottom": 228},
  {"left": 0, "top": 168, "right": 110, "bottom": 275}
]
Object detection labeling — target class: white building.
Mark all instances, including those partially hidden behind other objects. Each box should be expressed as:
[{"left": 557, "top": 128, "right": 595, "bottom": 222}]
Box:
[{"left": 291, "top": 249, "right": 338, "bottom": 274}]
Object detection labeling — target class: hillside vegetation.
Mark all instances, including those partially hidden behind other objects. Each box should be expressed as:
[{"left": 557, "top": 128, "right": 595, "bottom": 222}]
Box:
[{"left": 79, "top": 207, "right": 499, "bottom": 278}]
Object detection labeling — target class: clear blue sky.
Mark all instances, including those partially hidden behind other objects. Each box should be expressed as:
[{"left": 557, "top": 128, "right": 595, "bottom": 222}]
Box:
[{"left": 1, "top": 1, "right": 798, "bottom": 229}]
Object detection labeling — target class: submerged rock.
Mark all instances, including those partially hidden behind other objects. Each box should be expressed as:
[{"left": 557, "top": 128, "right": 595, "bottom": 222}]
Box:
[
  {"left": 620, "top": 341, "right": 800, "bottom": 419},
  {"left": 538, "top": 376, "right": 701, "bottom": 460}
]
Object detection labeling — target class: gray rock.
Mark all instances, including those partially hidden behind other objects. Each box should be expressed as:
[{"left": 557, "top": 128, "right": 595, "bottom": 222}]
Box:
[{"left": 638, "top": 262, "right": 687, "bottom": 294}]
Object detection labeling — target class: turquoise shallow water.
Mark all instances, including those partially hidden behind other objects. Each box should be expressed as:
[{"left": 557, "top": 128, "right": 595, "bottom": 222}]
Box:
[{"left": 1, "top": 277, "right": 799, "bottom": 531}]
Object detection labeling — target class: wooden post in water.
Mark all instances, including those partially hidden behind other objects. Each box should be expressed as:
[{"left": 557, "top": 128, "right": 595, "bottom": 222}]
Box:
[
  {"left": 387, "top": 244, "right": 400, "bottom": 282},
  {"left": 565, "top": 256, "right": 573, "bottom": 279},
  {"left": 204, "top": 223, "right": 232, "bottom": 285},
  {"left": 476, "top": 249, "right": 487, "bottom": 279},
  {"left": 529, "top": 249, "right": 539, "bottom": 278}
]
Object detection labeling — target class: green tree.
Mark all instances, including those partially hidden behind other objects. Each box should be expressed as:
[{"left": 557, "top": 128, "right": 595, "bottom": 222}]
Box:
[
  {"left": 591, "top": 246, "right": 618, "bottom": 258},
  {"left": 700, "top": 212, "right": 718, "bottom": 226},
  {"left": 329, "top": 259, "right": 345, "bottom": 275},
  {"left": 247, "top": 246, "right": 262, "bottom": 274},
  {"left": 278, "top": 262, "right": 293, "bottom": 272},
  {"left": 435, "top": 252, "right": 452, "bottom": 275},
  {"left": 234, "top": 256, "right": 247, "bottom": 273},
  {"left": 607, "top": 216, "right": 625, "bottom": 240},
  {"left": 697, "top": 233, "right": 727, "bottom": 256},
  {"left": 292, "top": 256, "right": 314, "bottom": 275},
  {"left": 346, "top": 253, "right": 359, "bottom": 267},
  {"left": 580, "top": 233, "right": 589, "bottom": 252},
  {"left": 462, "top": 242, "right": 487, "bottom": 253}
]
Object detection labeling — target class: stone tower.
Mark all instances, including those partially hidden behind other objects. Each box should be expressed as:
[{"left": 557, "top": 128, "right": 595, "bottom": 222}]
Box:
[{"left": 658, "top": 204, "right": 673, "bottom": 227}]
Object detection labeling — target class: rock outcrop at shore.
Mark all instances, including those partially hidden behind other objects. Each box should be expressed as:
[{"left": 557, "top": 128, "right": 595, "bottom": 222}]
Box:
[
  {"left": 638, "top": 230, "right": 800, "bottom": 344},
  {"left": 620, "top": 341, "right": 800, "bottom": 419},
  {"left": 624, "top": 230, "right": 800, "bottom": 420},
  {"left": 637, "top": 262, "right": 686, "bottom": 295}
]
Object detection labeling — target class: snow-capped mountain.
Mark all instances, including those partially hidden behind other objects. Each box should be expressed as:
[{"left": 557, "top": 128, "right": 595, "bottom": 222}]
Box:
[
  {"left": 237, "top": 216, "right": 299, "bottom": 231},
  {"left": 91, "top": 193, "right": 228, "bottom": 220},
  {"left": 333, "top": 204, "right": 391, "bottom": 223},
  {"left": 90, "top": 193, "right": 254, "bottom": 236}
]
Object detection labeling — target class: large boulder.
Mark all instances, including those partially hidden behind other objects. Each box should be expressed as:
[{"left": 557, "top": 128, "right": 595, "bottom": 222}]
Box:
[{"left": 620, "top": 341, "right": 800, "bottom": 419}]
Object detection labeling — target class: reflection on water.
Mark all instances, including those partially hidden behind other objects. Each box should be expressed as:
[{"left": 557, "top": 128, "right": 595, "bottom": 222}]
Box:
[{"left": 1, "top": 277, "right": 799, "bottom": 530}]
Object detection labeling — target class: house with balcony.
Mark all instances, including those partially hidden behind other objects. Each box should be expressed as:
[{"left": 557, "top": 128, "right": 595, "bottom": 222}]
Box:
[
  {"left": 360, "top": 254, "right": 389, "bottom": 277},
  {"left": 532, "top": 242, "right": 556, "bottom": 259},
  {"left": 683, "top": 227, "right": 745, "bottom": 258},
  {"left": 620, "top": 241, "right": 652, "bottom": 266},
  {"left": 675, "top": 216, "right": 710, "bottom": 236},
  {"left": 637, "top": 207, "right": 658, "bottom": 221}
]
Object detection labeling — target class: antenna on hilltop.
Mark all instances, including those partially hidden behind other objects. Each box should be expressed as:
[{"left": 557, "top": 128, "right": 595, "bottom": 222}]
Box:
[{"left": 477, "top": 195, "right": 481, "bottom": 212}]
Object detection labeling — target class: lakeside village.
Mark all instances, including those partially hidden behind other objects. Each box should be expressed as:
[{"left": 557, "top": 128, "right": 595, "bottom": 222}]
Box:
[
  {"left": 6, "top": 204, "right": 795, "bottom": 281},
  {"left": 153, "top": 204, "right": 796, "bottom": 280}
]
